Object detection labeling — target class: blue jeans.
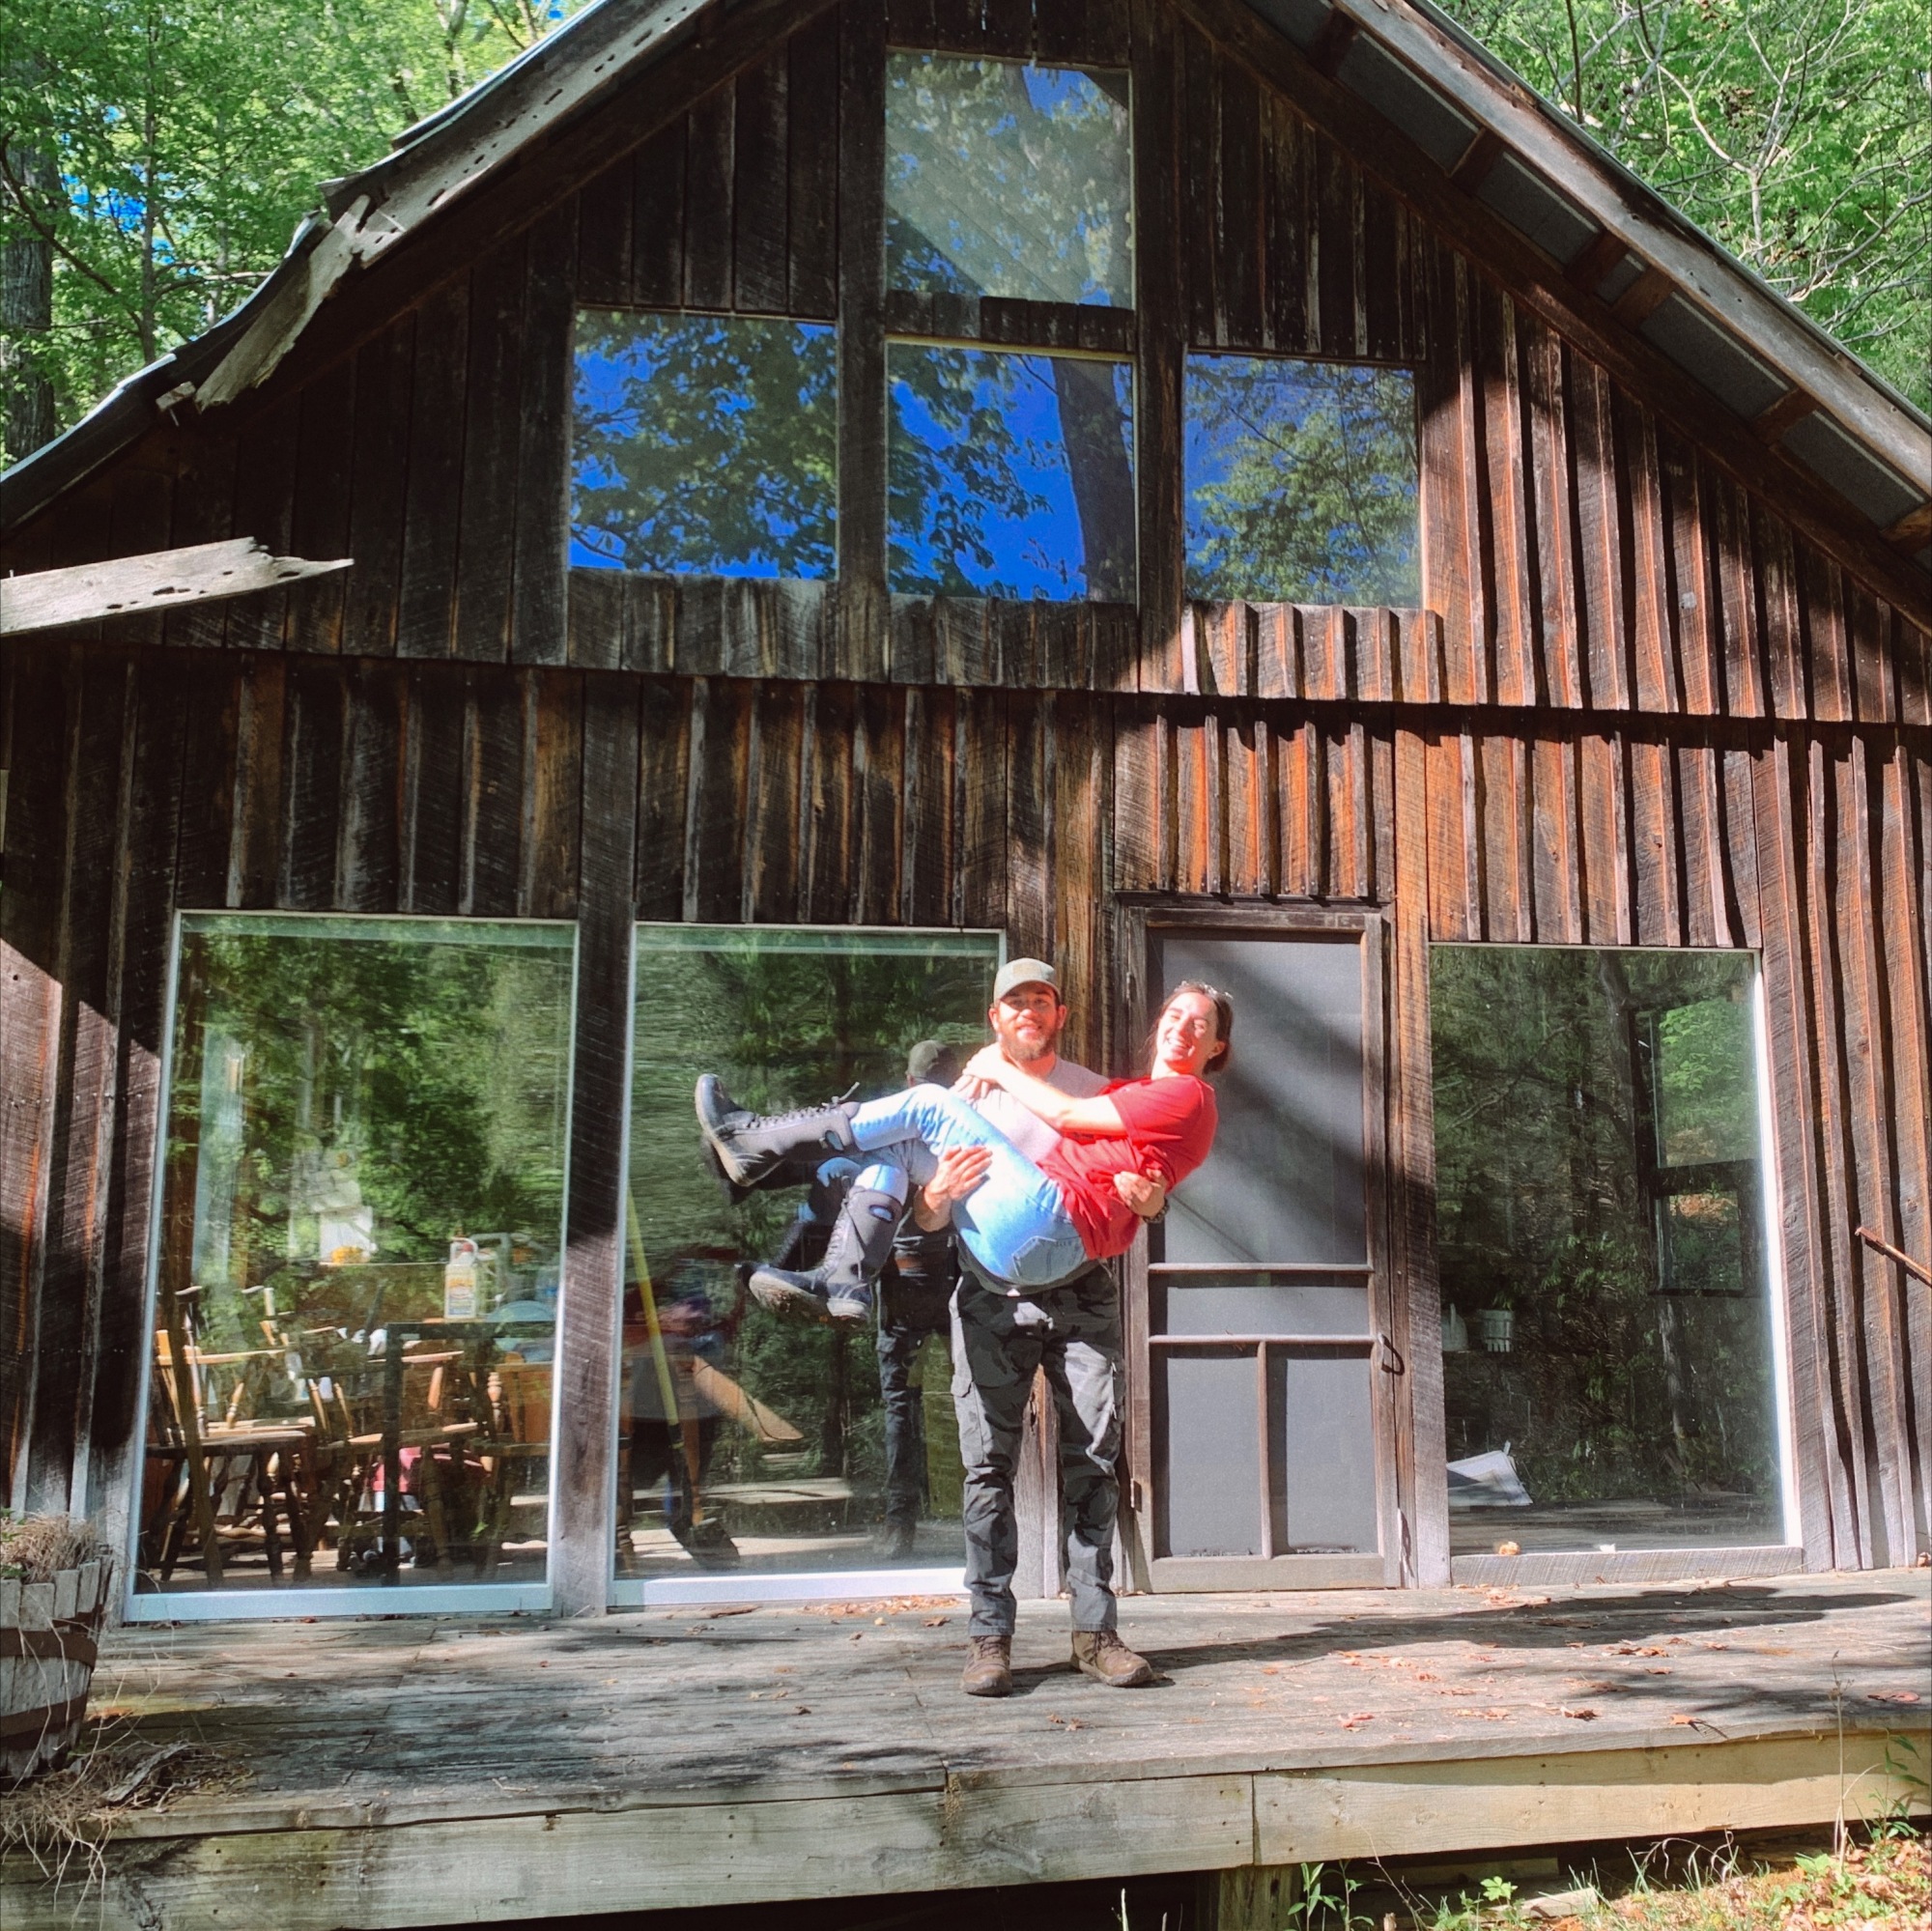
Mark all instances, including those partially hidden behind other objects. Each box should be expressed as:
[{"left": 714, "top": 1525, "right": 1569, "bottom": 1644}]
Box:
[{"left": 849, "top": 1087, "right": 1090, "bottom": 1290}]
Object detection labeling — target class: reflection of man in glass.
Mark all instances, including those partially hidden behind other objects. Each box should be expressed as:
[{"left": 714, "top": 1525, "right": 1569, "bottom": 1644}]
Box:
[
  {"left": 874, "top": 1041, "right": 963, "bottom": 1561},
  {"left": 623, "top": 1252, "right": 743, "bottom": 1571}
]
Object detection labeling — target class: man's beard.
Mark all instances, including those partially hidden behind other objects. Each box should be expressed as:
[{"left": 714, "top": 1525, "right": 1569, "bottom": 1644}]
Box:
[{"left": 998, "top": 1023, "right": 1056, "bottom": 1066}]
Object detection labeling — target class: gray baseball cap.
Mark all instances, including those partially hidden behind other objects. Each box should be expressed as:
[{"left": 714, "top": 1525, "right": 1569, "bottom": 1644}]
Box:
[{"left": 992, "top": 957, "right": 1060, "bottom": 1002}]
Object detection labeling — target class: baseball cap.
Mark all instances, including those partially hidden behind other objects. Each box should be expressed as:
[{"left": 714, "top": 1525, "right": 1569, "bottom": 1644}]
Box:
[
  {"left": 905, "top": 1039, "right": 962, "bottom": 1085},
  {"left": 992, "top": 957, "right": 1060, "bottom": 1002}
]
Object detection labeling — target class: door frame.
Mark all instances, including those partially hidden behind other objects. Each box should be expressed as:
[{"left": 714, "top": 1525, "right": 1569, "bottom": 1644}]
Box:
[{"left": 1114, "top": 897, "right": 1401, "bottom": 1590}]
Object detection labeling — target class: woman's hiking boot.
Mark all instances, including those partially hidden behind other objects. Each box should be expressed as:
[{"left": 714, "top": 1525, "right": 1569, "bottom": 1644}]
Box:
[
  {"left": 1070, "top": 1629, "right": 1154, "bottom": 1687},
  {"left": 961, "top": 1635, "right": 1013, "bottom": 1697},
  {"left": 695, "top": 1076, "right": 857, "bottom": 1191},
  {"left": 748, "top": 1178, "right": 901, "bottom": 1326}
]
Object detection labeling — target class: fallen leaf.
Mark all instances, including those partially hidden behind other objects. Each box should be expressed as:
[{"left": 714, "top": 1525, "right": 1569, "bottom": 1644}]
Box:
[
  {"left": 1668, "top": 1714, "right": 1699, "bottom": 1725},
  {"left": 1337, "top": 1712, "right": 1377, "bottom": 1729},
  {"left": 1869, "top": 1690, "right": 1920, "bottom": 1704},
  {"left": 793, "top": 1705, "right": 811, "bottom": 1715},
  {"left": 923, "top": 1617, "right": 950, "bottom": 1628},
  {"left": 1559, "top": 1706, "right": 1599, "bottom": 1720},
  {"left": 709, "top": 1604, "right": 756, "bottom": 1618}
]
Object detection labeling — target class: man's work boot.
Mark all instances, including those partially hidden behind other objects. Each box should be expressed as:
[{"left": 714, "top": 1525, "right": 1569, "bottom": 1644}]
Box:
[
  {"left": 875, "top": 1518, "right": 917, "bottom": 1561},
  {"left": 749, "top": 1167, "right": 905, "bottom": 1326},
  {"left": 695, "top": 1076, "right": 857, "bottom": 1192},
  {"left": 961, "top": 1634, "right": 1013, "bottom": 1697},
  {"left": 1070, "top": 1629, "right": 1154, "bottom": 1687}
]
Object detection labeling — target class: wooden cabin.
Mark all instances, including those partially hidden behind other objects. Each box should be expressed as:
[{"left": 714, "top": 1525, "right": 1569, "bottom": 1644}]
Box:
[{"left": 2, "top": 0, "right": 1928, "bottom": 1649}]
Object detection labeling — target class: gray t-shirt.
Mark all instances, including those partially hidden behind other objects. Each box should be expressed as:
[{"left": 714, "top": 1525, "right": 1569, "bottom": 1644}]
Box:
[{"left": 969, "top": 1056, "right": 1107, "bottom": 1165}]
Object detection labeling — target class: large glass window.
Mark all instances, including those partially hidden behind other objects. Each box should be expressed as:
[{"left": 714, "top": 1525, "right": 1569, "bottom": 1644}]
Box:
[
  {"left": 1185, "top": 354, "right": 1419, "bottom": 605},
  {"left": 571, "top": 311, "right": 838, "bottom": 577},
  {"left": 889, "top": 344, "right": 1135, "bottom": 600},
  {"left": 886, "top": 54, "right": 1133, "bottom": 307},
  {"left": 136, "top": 915, "right": 575, "bottom": 1602},
  {"left": 1430, "top": 947, "right": 1784, "bottom": 1554},
  {"left": 617, "top": 926, "right": 999, "bottom": 1591}
]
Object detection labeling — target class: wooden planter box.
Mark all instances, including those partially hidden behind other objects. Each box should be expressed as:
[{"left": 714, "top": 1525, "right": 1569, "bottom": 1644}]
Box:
[{"left": 1, "top": 1559, "right": 113, "bottom": 1782}]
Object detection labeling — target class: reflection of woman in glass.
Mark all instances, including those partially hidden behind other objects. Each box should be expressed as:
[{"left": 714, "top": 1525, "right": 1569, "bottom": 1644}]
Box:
[{"left": 696, "top": 983, "right": 1232, "bottom": 1322}]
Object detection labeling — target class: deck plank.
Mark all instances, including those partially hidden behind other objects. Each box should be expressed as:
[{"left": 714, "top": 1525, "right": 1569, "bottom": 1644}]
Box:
[{"left": 10, "top": 1575, "right": 1924, "bottom": 1925}]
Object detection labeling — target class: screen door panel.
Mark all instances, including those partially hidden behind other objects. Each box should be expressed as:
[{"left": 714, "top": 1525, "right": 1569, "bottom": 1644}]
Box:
[{"left": 1140, "top": 923, "right": 1393, "bottom": 1589}]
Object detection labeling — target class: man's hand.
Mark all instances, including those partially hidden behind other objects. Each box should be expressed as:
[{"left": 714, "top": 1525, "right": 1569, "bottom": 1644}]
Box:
[
  {"left": 913, "top": 1144, "right": 992, "bottom": 1230},
  {"left": 1115, "top": 1171, "right": 1166, "bottom": 1220}
]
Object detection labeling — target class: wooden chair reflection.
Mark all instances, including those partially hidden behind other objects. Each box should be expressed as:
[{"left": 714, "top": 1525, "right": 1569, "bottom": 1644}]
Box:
[
  {"left": 144, "top": 1332, "right": 317, "bottom": 1583},
  {"left": 483, "top": 1360, "right": 553, "bottom": 1575}
]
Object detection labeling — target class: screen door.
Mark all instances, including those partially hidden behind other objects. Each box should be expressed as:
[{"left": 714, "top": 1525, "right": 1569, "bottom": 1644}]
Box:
[{"left": 1128, "top": 917, "right": 1397, "bottom": 1588}]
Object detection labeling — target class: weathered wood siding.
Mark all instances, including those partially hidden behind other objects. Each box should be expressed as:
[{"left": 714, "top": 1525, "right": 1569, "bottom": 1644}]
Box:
[{"left": 2, "top": 0, "right": 1926, "bottom": 1579}]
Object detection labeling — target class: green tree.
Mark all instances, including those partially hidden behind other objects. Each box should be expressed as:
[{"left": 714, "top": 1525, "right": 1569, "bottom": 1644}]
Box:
[
  {"left": 0, "top": 0, "right": 590, "bottom": 465},
  {"left": 1435, "top": 0, "right": 1931, "bottom": 411}
]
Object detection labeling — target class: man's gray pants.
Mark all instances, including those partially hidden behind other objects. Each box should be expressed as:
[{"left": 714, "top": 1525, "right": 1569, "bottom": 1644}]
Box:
[{"left": 950, "top": 1260, "right": 1122, "bottom": 1636}]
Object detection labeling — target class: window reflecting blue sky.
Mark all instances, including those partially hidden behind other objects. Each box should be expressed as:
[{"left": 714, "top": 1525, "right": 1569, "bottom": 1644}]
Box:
[
  {"left": 571, "top": 312, "right": 837, "bottom": 578},
  {"left": 887, "top": 54, "right": 1133, "bottom": 307},
  {"left": 1185, "top": 355, "right": 1419, "bottom": 606},
  {"left": 889, "top": 344, "right": 1135, "bottom": 601}
]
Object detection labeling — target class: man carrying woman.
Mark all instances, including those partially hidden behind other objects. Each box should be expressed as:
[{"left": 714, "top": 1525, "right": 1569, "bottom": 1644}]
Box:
[{"left": 695, "top": 966, "right": 1232, "bottom": 1696}]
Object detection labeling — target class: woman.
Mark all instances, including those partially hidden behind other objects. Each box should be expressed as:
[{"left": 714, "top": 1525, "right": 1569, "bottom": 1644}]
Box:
[{"left": 696, "top": 982, "right": 1232, "bottom": 1322}]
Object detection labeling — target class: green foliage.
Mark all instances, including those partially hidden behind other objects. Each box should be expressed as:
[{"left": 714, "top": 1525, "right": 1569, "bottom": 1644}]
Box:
[
  {"left": 572, "top": 314, "right": 838, "bottom": 576},
  {"left": 1430, "top": 947, "right": 1776, "bottom": 1514},
  {"left": 628, "top": 936, "right": 995, "bottom": 1497},
  {"left": 0, "top": 0, "right": 591, "bottom": 463},
  {"left": 1184, "top": 358, "right": 1420, "bottom": 605},
  {"left": 1434, "top": 0, "right": 1931, "bottom": 411},
  {"left": 167, "top": 926, "right": 573, "bottom": 1351}
]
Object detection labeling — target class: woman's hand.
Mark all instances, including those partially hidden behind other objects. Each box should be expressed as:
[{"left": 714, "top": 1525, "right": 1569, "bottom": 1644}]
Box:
[
  {"left": 961, "top": 1044, "right": 1015, "bottom": 1091},
  {"left": 1114, "top": 1171, "right": 1166, "bottom": 1219}
]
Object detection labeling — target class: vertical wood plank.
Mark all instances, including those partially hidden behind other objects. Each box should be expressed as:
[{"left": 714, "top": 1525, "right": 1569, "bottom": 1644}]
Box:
[
  {"left": 1627, "top": 734, "right": 1680, "bottom": 945},
  {"left": 684, "top": 85, "right": 736, "bottom": 309},
  {"left": 523, "top": 671, "right": 584, "bottom": 922},
  {"left": 225, "top": 398, "right": 299, "bottom": 652},
  {"left": 838, "top": 1, "right": 888, "bottom": 679},
  {"left": 1758, "top": 508, "right": 1807, "bottom": 722},
  {"left": 1008, "top": 693, "right": 1053, "bottom": 956},
  {"left": 632, "top": 119, "right": 687, "bottom": 307},
  {"left": 1847, "top": 585, "right": 1893, "bottom": 726},
  {"left": 1179, "top": 23, "right": 1219, "bottom": 348},
  {"left": 1111, "top": 699, "right": 1162, "bottom": 893},
  {"left": 733, "top": 49, "right": 791, "bottom": 314},
  {"left": 278, "top": 662, "right": 346, "bottom": 911},
  {"left": 342, "top": 316, "right": 415, "bottom": 659},
  {"left": 402, "top": 663, "right": 464, "bottom": 916},
  {"left": 1315, "top": 139, "right": 1356, "bottom": 359},
  {"left": 336, "top": 662, "right": 404, "bottom": 913},
  {"left": 1711, "top": 475, "right": 1768, "bottom": 720},
  {"left": 452, "top": 241, "right": 528, "bottom": 664},
  {"left": 1262, "top": 96, "right": 1309, "bottom": 354},
  {"left": 85, "top": 658, "right": 189, "bottom": 1554},
  {"left": 1133, "top": 0, "right": 1186, "bottom": 694},
  {"left": 1391, "top": 724, "right": 1450, "bottom": 1583},
  {"left": 1576, "top": 727, "right": 1631, "bottom": 944},
  {"left": 787, "top": 12, "right": 840, "bottom": 320},
  {"left": 575, "top": 160, "right": 633, "bottom": 306},
  {"left": 1525, "top": 326, "right": 1581, "bottom": 709},
  {"left": 1800, "top": 547, "right": 1853, "bottom": 724},
  {"left": 397, "top": 279, "right": 470, "bottom": 660},
  {"left": 462, "top": 670, "right": 526, "bottom": 919},
  {"left": 551, "top": 671, "right": 639, "bottom": 1619},
  {"left": 1217, "top": 53, "right": 1264, "bottom": 349},
  {"left": 1754, "top": 729, "right": 1853, "bottom": 1565},
  {"left": 512, "top": 212, "right": 577, "bottom": 667},
  {"left": 960, "top": 687, "right": 1009, "bottom": 929},
  {"left": 1479, "top": 285, "right": 1535, "bottom": 709},
  {"left": 1658, "top": 425, "right": 1717, "bottom": 717},
  {"left": 289, "top": 357, "right": 356, "bottom": 656},
  {"left": 1618, "top": 393, "right": 1675, "bottom": 713},
  {"left": 230, "top": 656, "right": 288, "bottom": 909},
  {"left": 1835, "top": 736, "right": 1915, "bottom": 1564},
  {"left": 1675, "top": 735, "right": 1723, "bottom": 949},
  {"left": 1528, "top": 731, "right": 1582, "bottom": 943},
  {"left": 684, "top": 679, "right": 751, "bottom": 923},
  {"left": 635, "top": 675, "right": 691, "bottom": 922},
  {"left": 1570, "top": 355, "right": 1631, "bottom": 713}
]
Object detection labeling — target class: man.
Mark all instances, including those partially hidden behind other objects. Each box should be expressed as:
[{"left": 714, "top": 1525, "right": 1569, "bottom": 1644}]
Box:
[
  {"left": 872, "top": 1039, "right": 963, "bottom": 1561},
  {"left": 922, "top": 958, "right": 1160, "bottom": 1699}
]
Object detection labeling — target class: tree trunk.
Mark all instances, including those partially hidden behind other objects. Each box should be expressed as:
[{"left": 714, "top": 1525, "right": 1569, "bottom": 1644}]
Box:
[
  {"left": 0, "top": 128, "right": 56, "bottom": 464},
  {"left": 1052, "top": 356, "right": 1136, "bottom": 602}
]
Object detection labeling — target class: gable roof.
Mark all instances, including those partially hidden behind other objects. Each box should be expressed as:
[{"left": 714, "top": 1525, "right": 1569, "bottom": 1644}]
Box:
[{"left": 4, "top": 0, "right": 1927, "bottom": 588}]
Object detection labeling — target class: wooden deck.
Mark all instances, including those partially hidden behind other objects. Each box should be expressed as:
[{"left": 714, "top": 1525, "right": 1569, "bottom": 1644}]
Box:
[{"left": 5, "top": 1571, "right": 1926, "bottom": 1930}]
